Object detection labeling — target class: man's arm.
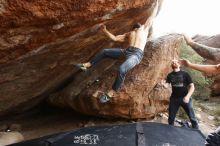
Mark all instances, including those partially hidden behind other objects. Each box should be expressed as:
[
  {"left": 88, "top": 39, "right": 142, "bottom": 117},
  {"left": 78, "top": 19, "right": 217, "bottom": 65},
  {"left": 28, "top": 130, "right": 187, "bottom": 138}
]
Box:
[
  {"left": 183, "top": 34, "right": 220, "bottom": 61},
  {"left": 160, "top": 79, "right": 171, "bottom": 89},
  {"left": 183, "top": 83, "right": 195, "bottom": 103},
  {"left": 144, "top": 0, "right": 159, "bottom": 31},
  {"left": 100, "top": 24, "right": 126, "bottom": 42},
  {"left": 180, "top": 59, "right": 220, "bottom": 74}
]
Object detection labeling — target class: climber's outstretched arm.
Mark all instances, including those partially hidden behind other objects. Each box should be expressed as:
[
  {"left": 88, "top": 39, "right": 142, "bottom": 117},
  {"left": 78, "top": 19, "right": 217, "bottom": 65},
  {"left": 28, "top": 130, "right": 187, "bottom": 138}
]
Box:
[
  {"left": 144, "top": 0, "right": 159, "bottom": 32},
  {"left": 100, "top": 24, "right": 128, "bottom": 42}
]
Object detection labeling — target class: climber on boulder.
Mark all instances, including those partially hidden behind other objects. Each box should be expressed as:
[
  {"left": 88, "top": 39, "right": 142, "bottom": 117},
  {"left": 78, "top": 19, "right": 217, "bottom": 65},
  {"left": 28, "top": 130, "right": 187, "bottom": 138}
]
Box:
[{"left": 75, "top": 0, "right": 159, "bottom": 103}]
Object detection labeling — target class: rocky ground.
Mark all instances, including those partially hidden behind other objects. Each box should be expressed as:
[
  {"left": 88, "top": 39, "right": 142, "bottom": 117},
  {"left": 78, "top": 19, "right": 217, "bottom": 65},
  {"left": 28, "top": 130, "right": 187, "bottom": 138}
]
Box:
[
  {"left": 0, "top": 98, "right": 219, "bottom": 142},
  {"left": 194, "top": 98, "right": 220, "bottom": 135}
]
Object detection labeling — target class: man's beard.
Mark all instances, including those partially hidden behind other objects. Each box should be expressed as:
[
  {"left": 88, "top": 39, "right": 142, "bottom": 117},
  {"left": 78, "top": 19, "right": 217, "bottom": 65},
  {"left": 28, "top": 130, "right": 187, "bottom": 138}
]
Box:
[{"left": 171, "top": 64, "right": 178, "bottom": 69}]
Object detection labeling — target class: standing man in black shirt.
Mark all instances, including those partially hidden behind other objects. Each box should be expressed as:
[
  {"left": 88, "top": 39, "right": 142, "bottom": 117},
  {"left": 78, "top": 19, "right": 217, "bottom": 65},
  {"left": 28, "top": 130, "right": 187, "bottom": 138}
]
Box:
[{"left": 161, "top": 59, "right": 199, "bottom": 129}]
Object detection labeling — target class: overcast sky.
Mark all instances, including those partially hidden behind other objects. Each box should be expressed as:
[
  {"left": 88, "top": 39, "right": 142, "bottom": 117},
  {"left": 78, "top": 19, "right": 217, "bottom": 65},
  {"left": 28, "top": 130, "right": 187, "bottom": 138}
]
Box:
[{"left": 154, "top": 0, "right": 220, "bottom": 37}]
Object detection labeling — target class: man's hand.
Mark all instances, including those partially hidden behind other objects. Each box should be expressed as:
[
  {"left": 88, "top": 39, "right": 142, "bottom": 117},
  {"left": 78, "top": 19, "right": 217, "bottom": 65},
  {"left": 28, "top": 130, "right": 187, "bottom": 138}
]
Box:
[
  {"left": 183, "top": 34, "right": 193, "bottom": 46},
  {"left": 160, "top": 80, "right": 166, "bottom": 86},
  {"left": 99, "top": 24, "right": 107, "bottom": 32},
  {"left": 160, "top": 79, "right": 169, "bottom": 89},
  {"left": 179, "top": 59, "right": 191, "bottom": 67},
  {"left": 151, "top": 0, "right": 158, "bottom": 8},
  {"left": 183, "top": 96, "right": 190, "bottom": 103}
]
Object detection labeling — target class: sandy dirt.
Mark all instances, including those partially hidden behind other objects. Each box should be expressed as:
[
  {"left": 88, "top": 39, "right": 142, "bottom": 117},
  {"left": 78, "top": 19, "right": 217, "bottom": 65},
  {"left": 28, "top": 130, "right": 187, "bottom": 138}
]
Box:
[{"left": 0, "top": 100, "right": 218, "bottom": 143}]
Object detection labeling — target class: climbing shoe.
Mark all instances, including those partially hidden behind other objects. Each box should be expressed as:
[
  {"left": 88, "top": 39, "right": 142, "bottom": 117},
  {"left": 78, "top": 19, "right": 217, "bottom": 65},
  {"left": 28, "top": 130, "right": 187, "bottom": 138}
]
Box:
[
  {"left": 99, "top": 94, "right": 111, "bottom": 103},
  {"left": 75, "top": 64, "right": 87, "bottom": 71}
]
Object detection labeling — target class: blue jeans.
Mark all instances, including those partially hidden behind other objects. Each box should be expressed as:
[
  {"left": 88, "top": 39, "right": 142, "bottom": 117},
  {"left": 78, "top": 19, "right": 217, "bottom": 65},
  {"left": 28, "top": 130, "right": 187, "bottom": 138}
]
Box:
[
  {"left": 90, "top": 47, "right": 143, "bottom": 91},
  {"left": 168, "top": 97, "right": 199, "bottom": 129}
]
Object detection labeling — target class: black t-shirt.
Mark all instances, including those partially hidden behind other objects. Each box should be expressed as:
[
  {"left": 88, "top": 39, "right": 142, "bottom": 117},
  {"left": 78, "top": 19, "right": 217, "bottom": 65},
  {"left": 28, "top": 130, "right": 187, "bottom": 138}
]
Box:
[{"left": 166, "top": 70, "right": 193, "bottom": 98}]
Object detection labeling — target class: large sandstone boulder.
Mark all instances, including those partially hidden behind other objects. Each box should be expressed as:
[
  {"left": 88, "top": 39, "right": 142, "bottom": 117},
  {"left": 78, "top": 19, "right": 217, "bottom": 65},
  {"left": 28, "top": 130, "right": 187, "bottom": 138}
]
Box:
[
  {"left": 0, "top": 0, "right": 164, "bottom": 116},
  {"left": 192, "top": 34, "right": 220, "bottom": 97},
  {"left": 0, "top": 0, "right": 182, "bottom": 119}
]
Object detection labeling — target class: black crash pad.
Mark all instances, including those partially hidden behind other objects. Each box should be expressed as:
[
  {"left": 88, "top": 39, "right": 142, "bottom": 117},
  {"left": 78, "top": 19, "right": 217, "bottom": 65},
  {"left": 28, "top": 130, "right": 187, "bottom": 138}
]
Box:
[{"left": 9, "top": 122, "right": 205, "bottom": 146}]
